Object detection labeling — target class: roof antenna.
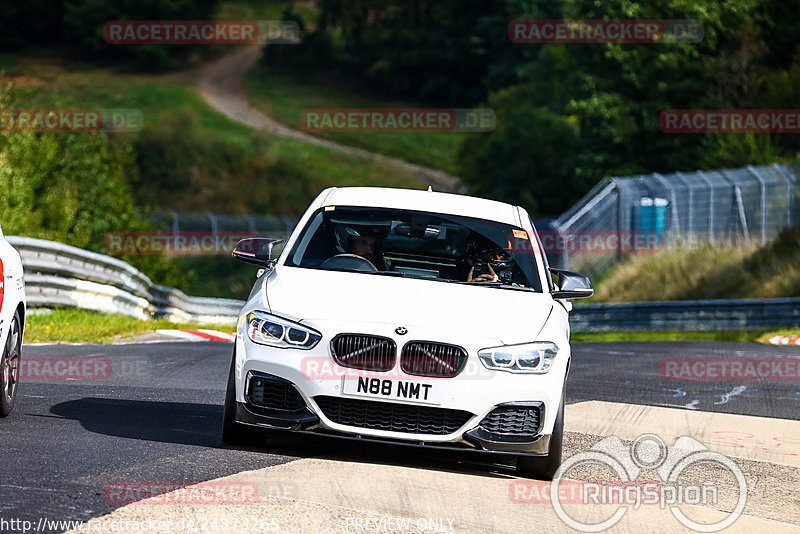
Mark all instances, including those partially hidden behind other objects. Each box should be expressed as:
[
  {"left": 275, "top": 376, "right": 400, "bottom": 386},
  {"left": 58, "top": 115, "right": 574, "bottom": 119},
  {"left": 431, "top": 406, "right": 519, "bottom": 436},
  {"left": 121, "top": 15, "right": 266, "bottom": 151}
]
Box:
[{"left": 427, "top": 186, "right": 433, "bottom": 192}]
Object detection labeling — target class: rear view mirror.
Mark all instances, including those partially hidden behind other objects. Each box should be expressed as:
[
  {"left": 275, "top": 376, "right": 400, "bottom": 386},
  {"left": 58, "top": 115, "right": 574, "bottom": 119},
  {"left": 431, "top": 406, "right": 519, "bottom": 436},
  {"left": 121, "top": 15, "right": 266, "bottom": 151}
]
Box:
[
  {"left": 232, "top": 238, "right": 283, "bottom": 267},
  {"left": 549, "top": 268, "right": 594, "bottom": 299}
]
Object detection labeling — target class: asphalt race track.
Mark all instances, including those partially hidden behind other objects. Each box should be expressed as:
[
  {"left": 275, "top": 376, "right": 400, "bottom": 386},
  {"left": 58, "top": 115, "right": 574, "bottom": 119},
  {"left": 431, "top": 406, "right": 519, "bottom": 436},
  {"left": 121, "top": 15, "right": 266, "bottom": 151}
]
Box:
[
  {"left": 2, "top": 341, "right": 799, "bottom": 533},
  {"left": 569, "top": 341, "right": 800, "bottom": 419}
]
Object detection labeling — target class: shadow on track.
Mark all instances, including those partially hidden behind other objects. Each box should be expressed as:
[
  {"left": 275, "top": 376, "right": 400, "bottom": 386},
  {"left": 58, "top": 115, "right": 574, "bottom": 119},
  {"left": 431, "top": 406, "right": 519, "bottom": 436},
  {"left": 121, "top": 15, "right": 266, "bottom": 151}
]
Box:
[
  {"left": 50, "top": 398, "right": 223, "bottom": 447},
  {"left": 50, "top": 397, "right": 518, "bottom": 479}
]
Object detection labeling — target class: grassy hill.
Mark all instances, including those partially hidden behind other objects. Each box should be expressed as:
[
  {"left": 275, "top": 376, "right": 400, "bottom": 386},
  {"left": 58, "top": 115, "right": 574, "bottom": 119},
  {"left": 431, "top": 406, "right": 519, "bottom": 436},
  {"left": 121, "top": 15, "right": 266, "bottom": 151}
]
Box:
[
  {"left": 592, "top": 227, "right": 800, "bottom": 302},
  {"left": 0, "top": 38, "right": 427, "bottom": 299},
  {"left": 1, "top": 53, "right": 424, "bottom": 216}
]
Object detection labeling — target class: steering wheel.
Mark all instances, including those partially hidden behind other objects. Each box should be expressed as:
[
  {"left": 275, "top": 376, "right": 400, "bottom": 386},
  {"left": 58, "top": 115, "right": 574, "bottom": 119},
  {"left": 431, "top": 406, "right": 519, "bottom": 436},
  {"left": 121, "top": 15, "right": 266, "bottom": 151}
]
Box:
[{"left": 319, "top": 254, "right": 378, "bottom": 272}]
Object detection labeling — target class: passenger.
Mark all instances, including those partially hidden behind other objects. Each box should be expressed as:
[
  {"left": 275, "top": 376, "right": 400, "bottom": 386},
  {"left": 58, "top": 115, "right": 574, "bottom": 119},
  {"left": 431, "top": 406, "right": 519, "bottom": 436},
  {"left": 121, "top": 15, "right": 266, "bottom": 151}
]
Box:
[{"left": 467, "top": 247, "right": 507, "bottom": 283}]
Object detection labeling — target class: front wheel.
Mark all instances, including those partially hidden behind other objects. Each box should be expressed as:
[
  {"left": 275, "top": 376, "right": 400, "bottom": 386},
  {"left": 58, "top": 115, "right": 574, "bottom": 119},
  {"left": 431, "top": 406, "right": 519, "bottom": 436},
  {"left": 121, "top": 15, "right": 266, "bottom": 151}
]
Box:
[
  {"left": 1, "top": 311, "right": 22, "bottom": 417},
  {"left": 516, "top": 395, "right": 564, "bottom": 480}
]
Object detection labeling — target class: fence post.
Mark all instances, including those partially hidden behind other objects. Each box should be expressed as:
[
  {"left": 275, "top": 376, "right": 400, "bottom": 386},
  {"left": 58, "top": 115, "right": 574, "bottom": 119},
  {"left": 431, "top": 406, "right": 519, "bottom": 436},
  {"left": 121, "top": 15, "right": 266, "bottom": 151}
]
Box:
[
  {"left": 611, "top": 179, "right": 623, "bottom": 262},
  {"left": 774, "top": 163, "right": 794, "bottom": 227},
  {"left": 746, "top": 165, "right": 768, "bottom": 243},
  {"left": 652, "top": 173, "right": 680, "bottom": 243},
  {"left": 734, "top": 186, "right": 750, "bottom": 243},
  {"left": 243, "top": 214, "right": 256, "bottom": 235},
  {"left": 206, "top": 212, "right": 218, "bottom": 242}
]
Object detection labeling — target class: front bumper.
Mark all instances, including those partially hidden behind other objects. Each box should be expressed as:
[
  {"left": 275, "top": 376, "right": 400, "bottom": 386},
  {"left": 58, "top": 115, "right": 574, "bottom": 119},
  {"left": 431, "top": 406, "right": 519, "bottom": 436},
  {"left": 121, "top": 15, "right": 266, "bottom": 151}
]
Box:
[
  {"left": 234, "top": 365, "right": 557, "bottom": 456},
  {"left": 234, "top": 401, "right": 552, "bottom": 456}
]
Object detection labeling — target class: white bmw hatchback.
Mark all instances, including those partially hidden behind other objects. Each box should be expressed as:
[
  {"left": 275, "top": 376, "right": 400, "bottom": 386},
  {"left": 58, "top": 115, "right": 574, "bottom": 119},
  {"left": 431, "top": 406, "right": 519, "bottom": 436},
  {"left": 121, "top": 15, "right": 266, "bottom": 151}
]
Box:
[
  {"left": 0, "top": 224, "right": 26, "bottom": 417},
  {"left": 222, "top": 187, "right": 592, "bottom": 479}
]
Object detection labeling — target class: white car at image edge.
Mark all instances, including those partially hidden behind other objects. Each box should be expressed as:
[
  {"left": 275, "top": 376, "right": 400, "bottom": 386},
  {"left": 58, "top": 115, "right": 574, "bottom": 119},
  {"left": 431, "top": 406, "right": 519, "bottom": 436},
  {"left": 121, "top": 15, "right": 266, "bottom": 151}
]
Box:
[
  {"left": 0, "top": 224, "right": 26, "bottom": 417},
  {"left": 222, "top": 187, "right": 593, "bottom": 479}
]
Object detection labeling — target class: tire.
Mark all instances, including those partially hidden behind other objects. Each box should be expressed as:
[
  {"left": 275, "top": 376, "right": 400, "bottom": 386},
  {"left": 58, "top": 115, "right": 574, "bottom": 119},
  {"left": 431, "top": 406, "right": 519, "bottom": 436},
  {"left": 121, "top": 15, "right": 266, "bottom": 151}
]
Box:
[
  {"left": 221, "top": 349, "right": 259, "bottom": 445},
  {"left": 1, "top": 310, "right": 21, "bottom": 417},
  {"left": 517, "top": 394, "right": 564, "bottom": 480}
]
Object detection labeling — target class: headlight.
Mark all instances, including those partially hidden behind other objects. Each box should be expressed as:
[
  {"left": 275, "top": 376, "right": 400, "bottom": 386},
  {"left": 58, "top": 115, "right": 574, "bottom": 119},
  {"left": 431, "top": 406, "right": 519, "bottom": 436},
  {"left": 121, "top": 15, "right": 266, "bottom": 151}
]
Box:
[
  {"left": 478, "top": 342, "right": 558, "bottom": 374},
  {"left": 246, "top": 311, "right": 322, "bottom": 349}
]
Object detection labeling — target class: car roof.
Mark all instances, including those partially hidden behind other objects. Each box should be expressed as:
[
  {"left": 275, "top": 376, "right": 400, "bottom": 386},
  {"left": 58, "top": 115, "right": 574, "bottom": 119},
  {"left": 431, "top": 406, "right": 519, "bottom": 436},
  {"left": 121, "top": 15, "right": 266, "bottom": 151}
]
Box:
[{"left": 320, "top": 187, "right": 521, "bottom": 226}]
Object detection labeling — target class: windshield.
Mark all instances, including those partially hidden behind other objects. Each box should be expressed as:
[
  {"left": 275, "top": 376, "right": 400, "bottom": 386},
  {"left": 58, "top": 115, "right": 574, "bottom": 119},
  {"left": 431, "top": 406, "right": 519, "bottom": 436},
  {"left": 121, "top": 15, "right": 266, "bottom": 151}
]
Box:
[{"left": 286, "top": 206, "right": 542, "bottom": 292}]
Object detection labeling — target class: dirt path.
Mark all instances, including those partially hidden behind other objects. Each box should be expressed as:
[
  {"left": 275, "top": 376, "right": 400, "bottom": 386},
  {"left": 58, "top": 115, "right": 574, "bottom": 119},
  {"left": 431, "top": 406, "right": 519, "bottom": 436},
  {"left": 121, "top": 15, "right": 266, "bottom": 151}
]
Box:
[{"left": 196, "top": 45, "right": 466, "bottom": 193}]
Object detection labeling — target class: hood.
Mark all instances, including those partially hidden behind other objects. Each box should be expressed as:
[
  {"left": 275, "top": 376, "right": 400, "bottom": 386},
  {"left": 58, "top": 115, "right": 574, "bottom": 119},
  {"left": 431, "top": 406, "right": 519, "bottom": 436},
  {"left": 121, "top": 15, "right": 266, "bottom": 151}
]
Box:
[{"left": 264, "top": 266, "right": 554, "bottom": 345}]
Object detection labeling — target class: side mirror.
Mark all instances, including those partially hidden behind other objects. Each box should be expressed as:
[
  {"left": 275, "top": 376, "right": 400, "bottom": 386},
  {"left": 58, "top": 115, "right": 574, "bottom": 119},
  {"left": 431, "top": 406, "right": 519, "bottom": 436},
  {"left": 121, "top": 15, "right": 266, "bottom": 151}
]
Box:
[
  {"left": 232, "top": 238, "right": 284, "bottom": 267},
  {"left": 549, "top": 268, "right": 594, "bottom": 299}
]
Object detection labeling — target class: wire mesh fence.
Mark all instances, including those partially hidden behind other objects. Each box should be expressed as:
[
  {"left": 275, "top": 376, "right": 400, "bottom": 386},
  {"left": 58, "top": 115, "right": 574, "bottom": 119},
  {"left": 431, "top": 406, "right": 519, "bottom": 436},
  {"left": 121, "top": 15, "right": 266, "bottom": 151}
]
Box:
[
  {"left": 148, "top": 162, "right": 800, "bottom": 276},
  {"left": 550, "top": 162, "right": 800, "bottom": 277},
  {"left": 147, "top": 211, "right": 298, "bottom": 237}
]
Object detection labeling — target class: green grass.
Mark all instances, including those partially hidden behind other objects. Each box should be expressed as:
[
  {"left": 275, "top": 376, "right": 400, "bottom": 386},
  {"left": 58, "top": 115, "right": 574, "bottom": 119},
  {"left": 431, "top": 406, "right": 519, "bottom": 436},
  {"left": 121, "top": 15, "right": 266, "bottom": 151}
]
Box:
[
  {"left": 27, "top": 309, "right": 794, "bottom": 345},
  {"left": 571, "top": 330, "right": 769, "bottom": 343},
  {"left": 243, "top": 64, "right": 467, "bottom": 175},
  {"left": 24, "top": 309, "right": 233, "bottom": 344},
  {"left": 592, "top": 227, "right": 800, "bottom": 302}
]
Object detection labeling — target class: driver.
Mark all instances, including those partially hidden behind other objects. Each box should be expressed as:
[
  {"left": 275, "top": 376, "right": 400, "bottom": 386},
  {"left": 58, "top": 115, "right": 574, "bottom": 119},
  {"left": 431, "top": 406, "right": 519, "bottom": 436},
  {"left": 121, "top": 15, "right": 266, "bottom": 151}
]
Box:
[{"left": 349, "top": 235, "right": 381, "bottom": 268}]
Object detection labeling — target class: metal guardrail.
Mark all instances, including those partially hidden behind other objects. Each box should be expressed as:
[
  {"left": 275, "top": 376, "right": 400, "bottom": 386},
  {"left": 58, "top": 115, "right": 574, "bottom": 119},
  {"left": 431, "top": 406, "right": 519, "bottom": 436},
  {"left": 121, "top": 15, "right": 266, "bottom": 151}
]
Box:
[
  {"left": 571, "top": 297, "right": 800, "bottom": 332},
  {"left": 7, "top": 237, "right": 243, "bottom": 324},
  {"left": 7, "top": 236, "right": 799, "bottom": 331}
]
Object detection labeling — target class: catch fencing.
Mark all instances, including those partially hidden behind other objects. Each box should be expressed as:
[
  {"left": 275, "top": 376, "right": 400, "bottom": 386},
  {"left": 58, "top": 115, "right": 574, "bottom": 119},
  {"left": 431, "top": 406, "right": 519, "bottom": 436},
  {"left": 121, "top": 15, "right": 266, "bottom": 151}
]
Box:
[
  {"left": 147, "top": 211, "right": 297, "bottom": 237},
  {"left": 551, "top": 162, "right": 800, "bottom": 276}
]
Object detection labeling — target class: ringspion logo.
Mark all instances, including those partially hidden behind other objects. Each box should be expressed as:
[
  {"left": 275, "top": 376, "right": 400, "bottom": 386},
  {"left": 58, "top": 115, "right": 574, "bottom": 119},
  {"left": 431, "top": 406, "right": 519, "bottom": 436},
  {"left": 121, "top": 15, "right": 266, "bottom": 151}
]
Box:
[{"left": 543, "top": 434, "right": 747, "bottom": 532}]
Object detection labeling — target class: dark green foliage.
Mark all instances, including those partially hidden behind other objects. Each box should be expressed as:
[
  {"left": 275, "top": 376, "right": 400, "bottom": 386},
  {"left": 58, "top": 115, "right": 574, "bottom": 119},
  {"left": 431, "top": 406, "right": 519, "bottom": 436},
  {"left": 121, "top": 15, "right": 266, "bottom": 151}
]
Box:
[
  {"left": 299, "top": 0, "right": 800, "bottom": 217},
  {"left": 0, "top": 0, "right": 219, "bottom": 68}
]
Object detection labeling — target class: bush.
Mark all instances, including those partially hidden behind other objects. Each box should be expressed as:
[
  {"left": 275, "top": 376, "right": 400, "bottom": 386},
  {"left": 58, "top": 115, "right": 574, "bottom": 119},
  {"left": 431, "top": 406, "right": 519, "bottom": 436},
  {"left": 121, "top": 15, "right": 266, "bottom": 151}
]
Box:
[{"left": 458, "top": 85, "right": 585, "bottom": 218}]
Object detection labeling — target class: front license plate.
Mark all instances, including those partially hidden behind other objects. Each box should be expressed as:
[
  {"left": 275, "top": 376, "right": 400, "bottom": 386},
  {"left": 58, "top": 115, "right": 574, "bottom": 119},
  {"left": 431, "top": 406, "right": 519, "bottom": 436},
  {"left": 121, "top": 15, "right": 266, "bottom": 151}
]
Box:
[{"left": 342, "top": 376, "right": 444, "bottom": 405}]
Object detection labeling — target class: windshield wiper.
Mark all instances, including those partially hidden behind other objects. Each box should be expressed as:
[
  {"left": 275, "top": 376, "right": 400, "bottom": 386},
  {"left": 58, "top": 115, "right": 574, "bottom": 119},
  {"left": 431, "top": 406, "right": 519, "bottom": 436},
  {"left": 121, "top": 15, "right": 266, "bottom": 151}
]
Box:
[{"left": 365, "top": 270, "right": 409, "bottom": 277}]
